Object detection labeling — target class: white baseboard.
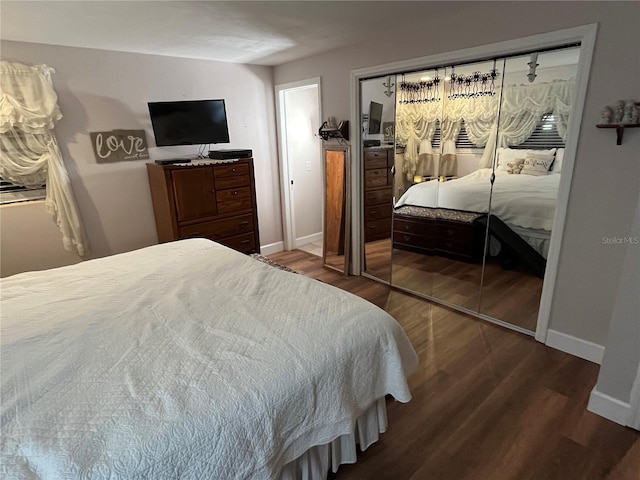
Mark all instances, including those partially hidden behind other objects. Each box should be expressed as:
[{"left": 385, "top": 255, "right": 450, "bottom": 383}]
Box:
[
  {"left": 260, "top": 241, "right": 284, "bottom": 256},
  {"left": 588, "top": 388, "right": 631, "bottom": 426},
  {"left": 545, "top": 329, "right": 605, "bottom": 364},
  {"left": 295, "top": 232, "right": 322, "bottom": 246}
]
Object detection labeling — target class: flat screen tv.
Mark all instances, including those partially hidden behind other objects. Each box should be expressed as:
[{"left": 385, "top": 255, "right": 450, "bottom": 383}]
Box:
[
  {"left": 368, "top": 101, "right": 383, "bottom": 134},
  {"left": 147, "top": 99, "right": 230, "bottom": 146}
]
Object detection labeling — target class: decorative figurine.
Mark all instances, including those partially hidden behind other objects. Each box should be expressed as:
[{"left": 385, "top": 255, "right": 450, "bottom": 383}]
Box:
[
  {"left": 621, "top": 99, "right": 635, "bottom": 124},
  {"left": 613, "top": 100, "right": 625, "bottom": 123},
  {"left": 632, "top": 104, "right": 639, "bottom": 124},
  {"left": 600, "top": 106, "right": 613, "bottom": 125}
]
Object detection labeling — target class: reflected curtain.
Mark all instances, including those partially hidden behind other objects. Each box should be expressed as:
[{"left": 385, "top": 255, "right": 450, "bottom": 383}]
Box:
[
  {"left": 477, "top": 79, "right": 575, "bottom": 168},
  {"left": 395, "top": 102, "right": 439, "bottom": 181},
  {"left": 0, "top": 61, "right": 88, "bottom": 256}
]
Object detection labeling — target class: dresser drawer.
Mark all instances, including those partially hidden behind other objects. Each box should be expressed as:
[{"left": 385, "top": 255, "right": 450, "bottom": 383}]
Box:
[
  {"left": 365, "top": 168, "right": 388, "bottom": 187},
  {"left": 364, "top": 187, "right": 392, "bottom": 206},
  {"left": 179, "top": 213, "right": 254, "bottom": 240},
  {"left": 393, "top": 231, "right": 435, "bottom": 250},
  {"left": 217, "top": 197, "right": 253, "bottom": 214},
  {"left": 366, "top": 217, "right": 392, "bottom": 239},
  {"left": 437, "top": 221, "right": 475, "bottom": 243},
  {"left": 364, "top": 148, "right": 388, "bottom": 160},
  {"left": 218, "top": 232, "right": 257, "bottom": 253},
  {"left": 365, "top": 204, "right": 392, "bottom": 222},
  {"left": 214, "top": 162, "right": 250, "bottom": 178},
  {"left": 216, "top": 186, "right": 251, "bottom": 203},
  {"left": 214, "top": 174, "right": 250, "bottom": 190},
  {"left": 394, "top": 216, "right": 435, "bottom": 236},
  {"left": 364, "top": 156, "right": 388, "bottom": 170}
]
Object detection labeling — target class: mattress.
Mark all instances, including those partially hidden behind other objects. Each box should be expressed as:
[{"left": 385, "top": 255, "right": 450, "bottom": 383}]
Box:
[{"left": 1, "top": 239, "right": 418, "bottom": 479}]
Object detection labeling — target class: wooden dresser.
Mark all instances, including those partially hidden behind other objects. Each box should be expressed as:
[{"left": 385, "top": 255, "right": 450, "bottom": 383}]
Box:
[
  {"left": 363, "top": 147, "right": 393, "bottom": 242},
  {"left": 393, "top": 206, "right": 485, "bottom": 262},
  {"left": 146, "top": 158, "right": 260, "bottom": 254}
]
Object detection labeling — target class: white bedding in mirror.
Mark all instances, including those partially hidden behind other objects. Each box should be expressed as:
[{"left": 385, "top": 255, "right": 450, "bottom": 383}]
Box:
[
  {"left": 0, "top": 239, "right": 418, "bottom": 479},
  {"left": 395, "top": 168, "right": 559, "bottom": 232}
]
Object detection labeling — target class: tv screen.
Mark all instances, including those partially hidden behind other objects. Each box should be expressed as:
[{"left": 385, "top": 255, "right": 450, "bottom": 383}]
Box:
[
  {"left": 147, "top": 99, "right": 230, "bottom": 146},
  {"left": 368, "top": 101, "right": 383, "bottom": 134}
]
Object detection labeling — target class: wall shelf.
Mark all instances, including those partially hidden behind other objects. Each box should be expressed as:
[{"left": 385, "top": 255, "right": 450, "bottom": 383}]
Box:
[{"left": 596, "top": 123, "right": 640, "bottom": 145}]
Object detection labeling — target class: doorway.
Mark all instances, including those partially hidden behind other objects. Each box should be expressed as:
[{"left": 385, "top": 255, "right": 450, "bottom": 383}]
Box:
[{"left": 275, "top": 78, "right": 323, "bottom": 255}]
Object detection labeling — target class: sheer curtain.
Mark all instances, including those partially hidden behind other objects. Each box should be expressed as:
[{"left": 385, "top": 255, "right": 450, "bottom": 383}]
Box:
[
  {"left": 0, "top": 61, "right": 88, "bottom": 256},
  {"left": 395, "top": 102, "right": 439, "bottom": 181},
  {"left": 478, "top": 79, "right": 575, "bottom": 168}
]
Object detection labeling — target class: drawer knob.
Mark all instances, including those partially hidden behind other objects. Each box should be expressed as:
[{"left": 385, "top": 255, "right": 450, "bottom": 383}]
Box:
[
  {"left": 233, "top": 191, "right": 238, "bottom": 195},
  {"left": 241, "top": 239, "right": 250, "bottom": 244},
  {"left": 447, "top": 228, "right": 455, "bottom": 236},
  {"left": 232, "top": 168, "right": 236, "bottom": 172},
  {"left": 239, "top": 221, "right": 249, "bottom": 227}
]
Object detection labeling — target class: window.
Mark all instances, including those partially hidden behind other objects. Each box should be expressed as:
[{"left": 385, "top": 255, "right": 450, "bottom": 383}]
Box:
[
  {"left": 431, "top": 120, "right": 480, "bottom": 150},
  {"left": 455, "top": 122, "right": 477, "bottom": 149},
  {"left": 512, "top": 113, "right": 565, "bottom": 149},
  {"left": 0, "top": 177, "right": 46, "bottom": 205}
]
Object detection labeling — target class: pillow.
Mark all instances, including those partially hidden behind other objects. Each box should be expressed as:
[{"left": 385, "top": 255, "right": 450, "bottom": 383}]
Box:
[
  {"left": 550, "top": 148, "right": 564, "bottom": 173},
  {"left": 506, "top": 158, "right": 525, "bottom": 174},
  {"left": 496, "top": 147, "right": 556, "bottom": 170},
  {"left": 520, "top": 153, "right": 554, "bottom": 176}
]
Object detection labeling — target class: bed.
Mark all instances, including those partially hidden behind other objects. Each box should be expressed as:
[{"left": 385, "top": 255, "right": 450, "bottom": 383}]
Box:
[
  {"left": 0, "top": 239, "right": 418, "bottom": 479},
  {"left": 395, "top": 168, "right": 560, "bottom": 259}
]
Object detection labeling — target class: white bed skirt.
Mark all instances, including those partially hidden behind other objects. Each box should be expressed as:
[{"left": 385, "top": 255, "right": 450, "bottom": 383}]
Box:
[{"left": 279, "top": 398, "right": 388, "bottom": 480}]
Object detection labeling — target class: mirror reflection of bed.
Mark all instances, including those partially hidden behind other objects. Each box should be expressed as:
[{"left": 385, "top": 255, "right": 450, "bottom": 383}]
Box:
[{"left": 361, "top": 45, "right": 580, "bottom": 334}]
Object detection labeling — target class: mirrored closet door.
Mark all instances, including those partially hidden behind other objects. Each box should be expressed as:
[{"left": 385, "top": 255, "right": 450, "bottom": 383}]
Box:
[
  {"left": 360, "top": 75, "right": 397, "bottom": 283},
  {"left": 478, "top": 46, "right": 580, "bottom": 331},
  {"left": 359, "top": 44, "right": 582, "bottom": 335}
]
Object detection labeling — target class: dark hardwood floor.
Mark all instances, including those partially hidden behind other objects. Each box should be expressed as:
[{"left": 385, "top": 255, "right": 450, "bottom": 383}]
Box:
[{"left": 268, "top": 249, "right": 640, "bottom": 480}]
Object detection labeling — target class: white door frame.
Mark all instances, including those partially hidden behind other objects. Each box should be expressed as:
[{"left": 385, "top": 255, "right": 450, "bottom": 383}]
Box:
[
  {"left": 349, "top": 24, "right": 598, "bottom": 342},
  {"left": 275, "top": 78, "right": 322, "bottom": 250}
]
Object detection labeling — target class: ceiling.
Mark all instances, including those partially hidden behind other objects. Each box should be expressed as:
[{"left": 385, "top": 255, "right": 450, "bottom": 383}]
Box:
[{"left": 1, "top": 1, "right": 466, "bottom": 66}]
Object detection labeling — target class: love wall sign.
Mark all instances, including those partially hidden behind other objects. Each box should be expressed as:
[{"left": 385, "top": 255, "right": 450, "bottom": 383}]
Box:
[{"left": 90, "top": 130, "right": 150, "bottom": 162}]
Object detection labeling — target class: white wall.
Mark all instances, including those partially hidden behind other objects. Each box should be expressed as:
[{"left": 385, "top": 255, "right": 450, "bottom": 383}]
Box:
[
  {"left": 0, "top": 201, "right": 82, "bottom": 277},
  {"left": 273, "top": 1, "right": 640, "bottom": 350},
  {"left": 589, "top": 194, "right": 640, "bottom": 426},
  {"left": 0, "top": 40, "right": 282, "bottom": 272}
]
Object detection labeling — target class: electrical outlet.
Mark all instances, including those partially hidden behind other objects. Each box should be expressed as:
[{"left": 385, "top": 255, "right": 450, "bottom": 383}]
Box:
[{"left": 306, "top": 161, "right": 311, "bottom": 171}]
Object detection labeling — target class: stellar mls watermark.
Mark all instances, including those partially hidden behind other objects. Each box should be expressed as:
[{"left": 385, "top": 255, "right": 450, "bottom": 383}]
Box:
[{"left": 602, "top": 235, "right": 639, "bottom": 245}]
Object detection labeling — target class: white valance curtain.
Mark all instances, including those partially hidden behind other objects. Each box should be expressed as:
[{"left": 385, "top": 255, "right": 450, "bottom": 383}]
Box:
[
  {"left": 0, "top": 61, "right": 87, "bottom": 256},
  {"left": 395, "top": 79, "right": 575, "bottom": 176}
]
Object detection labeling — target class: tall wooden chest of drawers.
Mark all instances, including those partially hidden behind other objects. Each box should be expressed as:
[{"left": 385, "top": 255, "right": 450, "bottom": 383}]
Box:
[
  {"left": 363, "top": 147, "right": 393, "bottom": 242},
  {"left": 146, "top": 158, "right": 260, "bottom": 254}
]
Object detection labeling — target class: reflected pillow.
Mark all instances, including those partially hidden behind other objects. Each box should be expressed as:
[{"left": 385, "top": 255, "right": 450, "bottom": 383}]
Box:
[
  {"left": 521, "top": 153, "right": 554, "bottom": 176},
  {"left": 496, "top": 147, "right": 556, "bottom": 170},
  {"left": 550, "top": 148, "right": 564, "bottom": 173}
]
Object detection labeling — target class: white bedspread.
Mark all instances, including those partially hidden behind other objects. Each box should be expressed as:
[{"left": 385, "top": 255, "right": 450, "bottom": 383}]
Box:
[
  {"left": 1, "top": 239, "right": 418, "bottom": 479},
  {"left": 395, "top": 169, "right": 559, "bottom": 231}
]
